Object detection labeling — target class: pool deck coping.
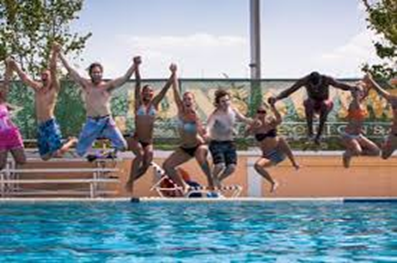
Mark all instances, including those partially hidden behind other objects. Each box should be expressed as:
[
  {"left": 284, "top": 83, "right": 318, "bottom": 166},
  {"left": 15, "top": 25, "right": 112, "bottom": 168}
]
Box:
[{"left": 0, "top": 197, "right": 396, "bottom": 203}]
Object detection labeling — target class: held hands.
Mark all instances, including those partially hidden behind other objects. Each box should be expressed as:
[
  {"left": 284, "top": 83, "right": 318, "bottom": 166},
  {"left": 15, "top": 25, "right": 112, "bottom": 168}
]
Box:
[
  {"left": 202, "top": 133, "right": 211, "bottom": 143},
  {"left": 253, "top": 118, "right": 262, "bottom": 127},
  {"left": 169, "top": 63, "right": 177, "bottom": 73},
  {"left": 267, "top": 97, "right": 277, "bottom": 106},
  {"left": 52, "top": 42, "right": 62, "bottom": 53},
  {"left": 133, "top": 56, "right": 142, "bottom": 65},
  {"left": 5, "top": 57, "right": 16, "bottom": 69},
  {"left": 5, "top": 56, "right": 13, "bottom": 65}
]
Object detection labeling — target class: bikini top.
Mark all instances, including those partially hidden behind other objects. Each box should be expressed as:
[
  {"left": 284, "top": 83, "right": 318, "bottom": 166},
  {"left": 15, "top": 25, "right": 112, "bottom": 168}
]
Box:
[
  {"left": 348, "top": 108, "right": 367, "bottom": 121},
  {"left": 136, "top": 104, "right": 156, "bottom": 116},
  {"left": 178, "top": 118, "right": 198, "bottom": 134},
  {"left": 255, "top": 129, "right": 277, "bottom": 142},
  {"left": 0, "top": 103, "right": 12, "bottom": 130}
]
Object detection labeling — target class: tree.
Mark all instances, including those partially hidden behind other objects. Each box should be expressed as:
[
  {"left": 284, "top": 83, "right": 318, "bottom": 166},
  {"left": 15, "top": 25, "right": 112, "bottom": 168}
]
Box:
[
  {"left": 0, "top": 0, "right": 91, "bottom": 75},
  {"left": 362, "top": 0, "right": 397, "bottom": 80}
]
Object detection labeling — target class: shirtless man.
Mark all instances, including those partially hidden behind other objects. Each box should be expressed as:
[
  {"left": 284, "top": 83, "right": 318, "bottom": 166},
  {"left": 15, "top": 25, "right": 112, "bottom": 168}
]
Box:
[
  {"left": 8, "top": 45, "right": 76, "bottom": 160},
  {"left": 269, "top": 72, "right": 354, "bottom": 145},
  {"left": 56, "top": 43, "right": 141, "bottom": 158}
]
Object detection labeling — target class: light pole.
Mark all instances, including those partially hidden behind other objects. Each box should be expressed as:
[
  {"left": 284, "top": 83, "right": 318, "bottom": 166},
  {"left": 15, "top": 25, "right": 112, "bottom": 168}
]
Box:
[{"left": 249, "top": 0, "right": 262, "bottom": 115}]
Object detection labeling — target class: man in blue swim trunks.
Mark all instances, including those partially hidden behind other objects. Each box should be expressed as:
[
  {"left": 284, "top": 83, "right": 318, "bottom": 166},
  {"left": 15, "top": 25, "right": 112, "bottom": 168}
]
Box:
[
  {"left": 57, "top": 43, "right": 141, "bottom": 160},
  {"left": 9, "top": 44, "right": 77, "bottom": 160}
]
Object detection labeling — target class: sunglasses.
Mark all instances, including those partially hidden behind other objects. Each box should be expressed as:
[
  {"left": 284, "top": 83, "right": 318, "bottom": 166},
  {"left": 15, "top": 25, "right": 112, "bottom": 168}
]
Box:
[{"left": 257, "top": 110, "right": 267, "bottom": 114}]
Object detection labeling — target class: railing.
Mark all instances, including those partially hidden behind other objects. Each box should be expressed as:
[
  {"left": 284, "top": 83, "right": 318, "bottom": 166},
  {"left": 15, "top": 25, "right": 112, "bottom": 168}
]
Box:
[{"left": 0, "top": 158, "right": 120, "bottom": 198}]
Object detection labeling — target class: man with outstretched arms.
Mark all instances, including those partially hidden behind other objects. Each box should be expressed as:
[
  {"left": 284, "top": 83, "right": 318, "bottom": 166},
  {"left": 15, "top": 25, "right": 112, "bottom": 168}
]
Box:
[
  {"left": 56, "top": 43, "right": 141, "bottom": 158},
  {"left": 269, "top": 71, "right": 354, "bottom": 145}
]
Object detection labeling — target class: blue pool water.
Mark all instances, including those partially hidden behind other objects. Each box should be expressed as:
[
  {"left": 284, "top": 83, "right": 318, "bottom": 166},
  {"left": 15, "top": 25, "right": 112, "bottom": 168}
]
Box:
[{"left": 0, "top": 201, "right": 396, "bottom": 262}]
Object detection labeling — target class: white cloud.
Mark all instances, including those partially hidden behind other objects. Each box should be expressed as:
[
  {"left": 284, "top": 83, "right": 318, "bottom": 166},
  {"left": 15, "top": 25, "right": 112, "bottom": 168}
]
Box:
[
  {"left": 92, "top": 33, "right": 249, "bottom": 78},
  {"left": 313, "top": 30, "right": 382, "bottom": 77}
]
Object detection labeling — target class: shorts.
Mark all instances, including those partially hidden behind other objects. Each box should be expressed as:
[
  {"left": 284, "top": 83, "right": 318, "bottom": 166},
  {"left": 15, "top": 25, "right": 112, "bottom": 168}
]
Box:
[
  {"left": 37, "top": 118, "right": 63, "bottom": 157},
  {"left": 263, "top": 149, "right": 286, "bottom": 164},
  {"left": 180, "top": 145, "right": 200, "bottom": 157},
  {"left": 76, "top": 116, "right": 127, "bottom": 157},
  {"left": 209, "top": 140, "right": 237, "bottom": 165},
  {"left": 0, "top": 126, "right": 24, "bottom": 151},
  {"left": 304, "top": 98, "right": 334, "bottom": 114},
  {"left": 342, "top": 132, "right": 362, "bottom": 140}
]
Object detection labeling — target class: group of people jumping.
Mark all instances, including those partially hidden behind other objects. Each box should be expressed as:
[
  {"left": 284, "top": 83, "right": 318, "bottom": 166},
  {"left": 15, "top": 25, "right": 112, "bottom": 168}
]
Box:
[{"left": 1, "top": 42, "right": 396, "bottom": 194}]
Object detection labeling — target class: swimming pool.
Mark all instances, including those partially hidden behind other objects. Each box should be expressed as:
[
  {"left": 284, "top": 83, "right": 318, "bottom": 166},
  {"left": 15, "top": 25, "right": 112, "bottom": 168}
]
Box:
[{"left": 0, "top": 201, "right": 396, "bottom": 262}]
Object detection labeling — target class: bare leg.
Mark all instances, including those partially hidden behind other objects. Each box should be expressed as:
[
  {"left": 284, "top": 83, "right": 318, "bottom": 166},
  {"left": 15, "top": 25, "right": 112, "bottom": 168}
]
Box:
[
  {"left": 134, "top": 145, "right": 154, "bottom": 181},
  {"left": 277, "top": 137, "right": 299, "bottom": 169},
  {"left": 212, "top": 163, "right": 225, "bottom": 188},
  {"left": 163, "top": 149, "right": 191, "bottom": 191},
  {"left": 0, "top": 151, "right": 8, "bottom": 171},
  {"left": 10, "top": 148, "right": 26, "bottom": 166},
  {"left": 218, "top": 164, "right": 236, "bottom": 183},
  {"left": 381, "top": 134, "right": 397, "bottom": 159},
  {"left": 358, "top": 136, "right": 380, "bottom": 156},
  {"left": 57, "top": 137, "right": 78, "bottom": 156},
  {"left": 342, "top": 137, "right": 362, "bottom": 168},
  {"left": 125, "top": 138, "right": 144, "bottom": 193},
  {"left": 254, "top": 157, "right": 278, "bottom": 192},
  {"left": 45, "top": 137, "right": 79, "bottom": 160},
  {"left": 304, "top": 99, "right": 315, "bottom": 139},
  {"left": 315, "top": 101, "right": 333, "bottom": 145},
  {"left": 195, "top": 145, "right": 213, "bottom": 187}
]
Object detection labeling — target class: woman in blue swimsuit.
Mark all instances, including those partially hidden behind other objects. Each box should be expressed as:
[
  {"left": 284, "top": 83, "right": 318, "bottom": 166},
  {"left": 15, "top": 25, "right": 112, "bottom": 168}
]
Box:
[{"left": 162, "top": 66, "right": 213, "bottom": 191}]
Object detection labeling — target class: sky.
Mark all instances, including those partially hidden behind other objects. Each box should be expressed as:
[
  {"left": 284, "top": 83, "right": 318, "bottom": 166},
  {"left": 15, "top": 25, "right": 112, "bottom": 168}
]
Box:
[{"left": 69, "top": 0, "right": 381, "bottom": 79}]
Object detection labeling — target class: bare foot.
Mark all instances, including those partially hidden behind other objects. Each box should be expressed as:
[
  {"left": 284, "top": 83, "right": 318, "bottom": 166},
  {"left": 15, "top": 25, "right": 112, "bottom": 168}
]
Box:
[
  {"left": 270, "top": 181, "right": 279, "bottom": 193},
  {"left": 125, "top": 180, "right": 133, "bottom": 193},
  {"left": 213, "top": 177, "right": 222, "bottom": 189},
  {"left": 342, "top": 152, "right": 351, "bottom": 168},
  {"left": 293, "top": 163, "right": 301, "bottom": 170},
  {"left": 68, "top": 136, "right": 78, "bottom": 144}
]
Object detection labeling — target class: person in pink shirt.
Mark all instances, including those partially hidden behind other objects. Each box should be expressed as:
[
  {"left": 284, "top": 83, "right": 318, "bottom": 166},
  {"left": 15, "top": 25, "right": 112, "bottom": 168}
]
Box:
[{"left": 0, "top": 58, "right": 26, "bottom": 171}]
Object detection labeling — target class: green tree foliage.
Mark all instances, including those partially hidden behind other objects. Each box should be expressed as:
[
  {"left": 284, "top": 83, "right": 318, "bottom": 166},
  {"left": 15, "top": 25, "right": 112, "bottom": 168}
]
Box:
[
  {"left": 0, "top": 0, "right": 91, "bottom": 75},
  {"left": 362, "top": 0, "right": 397, "bottom": 80}
]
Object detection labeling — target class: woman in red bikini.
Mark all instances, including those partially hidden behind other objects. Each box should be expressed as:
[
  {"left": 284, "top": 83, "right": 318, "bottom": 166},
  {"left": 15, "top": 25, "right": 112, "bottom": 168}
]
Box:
[{"left": 342, "top": 80, "right": 379, "bottom": 168}]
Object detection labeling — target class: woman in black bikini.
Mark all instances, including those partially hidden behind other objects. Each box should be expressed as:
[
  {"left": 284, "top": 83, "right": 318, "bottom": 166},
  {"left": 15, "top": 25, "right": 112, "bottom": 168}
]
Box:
[
  {"left": 245, "top": 102, "right": 299, "bottom": 192},
  {"left": 162, "top": 65, "right": 213, "bottom": 191}
]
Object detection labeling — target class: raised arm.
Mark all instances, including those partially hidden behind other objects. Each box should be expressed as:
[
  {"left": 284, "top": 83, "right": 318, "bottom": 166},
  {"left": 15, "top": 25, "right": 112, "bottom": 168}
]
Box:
[
  {"left": 1, "top": 59, "right": 13, "bottom": 99},
  {"left": 106, "top": 56, "right": 140, "bottom": 92},
  {"left": 134, "top": 58, "right": 142, "bottom": 111},
  {"left": 152, "top": 63, "right": 177, "bottom": 107},
  {"left": 274, "top": 77, "right": 306, "bottom": 101},
  {"left": 56, "top": 44, "right": 88, "bottom": 88},
  {"left": 50, "top": 44, "right": 60, "bottom": 91},
  {"left": 327, "top": 76, "right": 354, "bottom": 91},
  {"left": 7, "top": 58, "right": 41, "bottom": 91},
  {"left": 269, "top": 103, "right": 282, "bottom": 126},
  {"left": 171, "top": 68, "right": 183, "bottom": 111},
  {"left": 364, "top": 74, "right": 392, "bottom": 101}
]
